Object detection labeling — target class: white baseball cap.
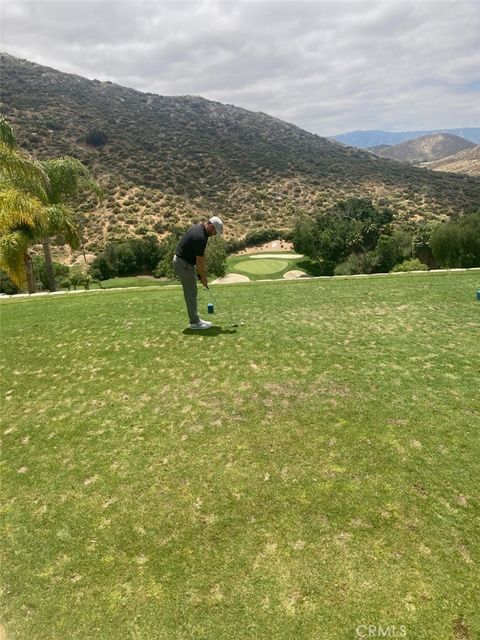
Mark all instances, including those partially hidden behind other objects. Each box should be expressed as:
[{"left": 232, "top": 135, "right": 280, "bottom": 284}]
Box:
[{"left": 209, "top": 216, "right": 224, "bottom": 235}]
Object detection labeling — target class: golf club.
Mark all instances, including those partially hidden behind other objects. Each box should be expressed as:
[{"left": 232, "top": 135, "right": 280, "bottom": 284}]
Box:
[{"left": 205, "top": 284, "right": 242, "bottom": 328}]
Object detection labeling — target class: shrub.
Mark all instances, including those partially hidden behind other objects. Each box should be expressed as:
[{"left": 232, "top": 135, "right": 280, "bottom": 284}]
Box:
[
  {"left": 430, "top": 212, "right": 480, "bottom": 268},
  {"left": 0, "top": 270, "right": 19, "bottom": 295},
  {"left": 135, "top": 224, "right": 150, "bottom": 236},
  {"left": 412, "top": 224, "right": 437, "bottom": 269},
  {"left": 391, "top": 259, "right": 428, "bottom": 272},
  {"left": 154, "top": 231, "right": 184, "bottom": 279},
  {"left": 59, "top": 277, "right": 72, "bottom": 290},
  {"left": 33, "top": 257, "right": 70, "bottom": 290},
  {"left": 90, "top": 238, "right": 163, "bottom": 279},
  {"left": 244, "top": 228, "right": 287, "bottom": 247},
  {"left": 69, "top": 266, "right": 85, "bottom": 289},
  {"left": 334, "top": 252, "right": 377, "bottom": 276},
  {"left": 373, "top": 235, "right": 399, "bottom": 273},
  {"left": 45, "top": 120, "right": 63, "bottom": 131},
  {"left": 391, "top": 228, "right": 413, "bottom": 262},
  {"left": 85, "top": 129, "right": 108, "bottom": 147},
  {"left": 225, "top": 237, "right": 246, "bottom": 254},
  {"left": 205, "top": 237, "right": 227, "bottom": 278},
  {"left": 293, "top": 198, "right": 394, "bottom": 275}
]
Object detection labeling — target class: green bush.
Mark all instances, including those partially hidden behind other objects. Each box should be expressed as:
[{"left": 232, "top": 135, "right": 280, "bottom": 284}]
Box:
[
  {"left": 391, "top": 259, "right": 428, "bottom": 272},
  {"left": 391, "top": 228, "right": 413, "bottom": 262},
  {"left": 244, "top": 228, "right": 288, "bottom": 247},
  {"left": 334, "top": 252, "right": 377, "bottom": 276},
  {"left": 0, "top": 270, "right": 19, "bottom": 295},
  {"left": 154, "top": 232, "right": 184, "bottom": 279},
  {"left": 205, "top": 236, "right": 227, "bottom": 278},
  {"left": 45, "top": 120, "right": 63, "bottom": 131},
  {"left": 412, "top": 224, "right": 437, "bottom": 269},
  {"left": 33, "top": 257, "right": 70, "bottom": 290},
  {"left": 85, "top": 129, "right": 108, "bottom": 147},
  {"left": 90, "top": 238, "right": 163, "bottom": 279},
  {"left": 225, "top": 237, "right": 247, "bottom": 254},
  {"left": 69, "top": 266, "right": 85, "bottom": 289},
  {"left": 430, "top": 212, "right": 480, "bottom": 268},
  {"left": 59, "top": 277, "right": 72, "bottom": 290},
  {"left": 372, "top": 235, "right": 398, "bottom": 273},
  {"left": 293, "top": 198, "right": 394, "bottom": 276},
  {"left": 135, "top": 224, "right": 150, "bottom": 236}
]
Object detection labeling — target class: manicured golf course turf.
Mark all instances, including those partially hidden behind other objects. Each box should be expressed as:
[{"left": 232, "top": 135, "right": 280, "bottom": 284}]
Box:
[
  {"left": 227, "top": 252, "right": 308, "bottom": 280},
  {"left": 1, "top": 271, "right": 479, "bottom": 639},
  {"left": 233, "top": 257, "right": 289, "bottom": 275}
]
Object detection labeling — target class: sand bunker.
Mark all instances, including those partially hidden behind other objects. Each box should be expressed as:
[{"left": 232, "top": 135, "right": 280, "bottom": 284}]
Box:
[
  {"left": 283, "top": 270, "right": 309, "bottom": 279},
  {"left": 211, "top": 273, "right": 251, "bottom": 284}
]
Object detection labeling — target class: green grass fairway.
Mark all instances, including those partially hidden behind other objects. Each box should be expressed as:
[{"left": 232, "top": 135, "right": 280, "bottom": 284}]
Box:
[
  {"left": 62, "top": 276, "right": 170, "bottom": 292},
  {"left": 227, "top": 253, "right": 307, "bottom": 280},
  {"left": 94, "top": 276, "right": 169, "bottom": 289},
  {"left": 1, "top": 272, "right": 479, "bottom": 639}
]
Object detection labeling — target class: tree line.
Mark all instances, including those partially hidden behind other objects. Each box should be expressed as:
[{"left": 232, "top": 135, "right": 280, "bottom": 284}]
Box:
[
  {"left": 0, "top": 234, "right": 228, "bottom": 294},
  {"left": 292, "top": 198, "right": 480, "bottom": 275},
  {"left": 1, "top": 117, "right": 479, "bottom": 294},
  {"left": 89, "top": 233, "right": 226, "bottom": 282}
]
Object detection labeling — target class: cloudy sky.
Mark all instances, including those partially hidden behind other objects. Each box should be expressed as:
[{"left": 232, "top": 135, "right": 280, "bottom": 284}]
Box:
[{"left": 1, "top": 0, "right": 479, "bottom": 136}]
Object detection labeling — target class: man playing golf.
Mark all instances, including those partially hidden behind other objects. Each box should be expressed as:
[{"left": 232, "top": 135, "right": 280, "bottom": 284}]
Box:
[{"left": 173, "top": 216, "right": 224, "bottom": 329}]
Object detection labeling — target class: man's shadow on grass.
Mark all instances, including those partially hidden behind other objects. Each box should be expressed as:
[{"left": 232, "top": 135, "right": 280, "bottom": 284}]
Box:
[{"left": 182, "top": 325, "right": 238, "bottom": 336}]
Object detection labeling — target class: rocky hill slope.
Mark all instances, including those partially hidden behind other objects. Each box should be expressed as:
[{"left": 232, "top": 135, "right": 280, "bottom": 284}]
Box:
[{"left": 1, "top": 53, "right": 480, "bottom": 252}]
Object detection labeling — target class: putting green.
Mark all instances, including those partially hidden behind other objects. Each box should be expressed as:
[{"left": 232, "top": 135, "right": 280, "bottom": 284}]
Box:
[{"left": 233, "top": 258, "right": 289, "bottom": 275}]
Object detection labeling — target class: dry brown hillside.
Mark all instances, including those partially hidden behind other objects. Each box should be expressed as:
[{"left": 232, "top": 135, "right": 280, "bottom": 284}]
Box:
[
  {"left": 421, "top": 145, "right": 480, "bottom": 177},
  {"left": 2, "top": 53, "right": 480, "bottom": 254},
  {"left": 375, "top": 133, "right": 475, "bottom": 165}
]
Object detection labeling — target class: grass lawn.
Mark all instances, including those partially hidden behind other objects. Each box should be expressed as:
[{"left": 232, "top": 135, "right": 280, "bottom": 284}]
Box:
[
  {"left": 227, "top": 252, "right": 309, "bottom": 280},
  {"left": 1, "top": 271, "right": 479, "bottom": 639},
  {"left": 65, "top": 276, "right": 171, "bottom": 291},
  {"left": 91, "top": 276, "right": 170, "bottom": 289}
]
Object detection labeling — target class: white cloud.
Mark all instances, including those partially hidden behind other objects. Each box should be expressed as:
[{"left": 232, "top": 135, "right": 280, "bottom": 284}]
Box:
[{"left": 1, "top": 0, "right": 479, "bottom": 135}]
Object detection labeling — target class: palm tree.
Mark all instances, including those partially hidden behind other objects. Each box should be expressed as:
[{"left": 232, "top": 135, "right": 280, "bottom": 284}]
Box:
[
  {"left": 0, "top": 117, "right": 102, "bottom": 292},
  {"left": 39, "top": 158, "right": 102, "bottom": 291},
  {"left": 0, "top": 117, "right": 49, "bottom": 292}
]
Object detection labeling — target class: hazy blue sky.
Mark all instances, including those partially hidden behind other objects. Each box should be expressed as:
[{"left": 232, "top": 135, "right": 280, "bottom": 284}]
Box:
[{"left": 1, "top": 0, "right": 479, "bottom": 136}]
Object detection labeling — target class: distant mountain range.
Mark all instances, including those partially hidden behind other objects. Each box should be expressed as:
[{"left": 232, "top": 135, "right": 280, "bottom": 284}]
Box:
[
  {"left": 334, "top": 128, "right": 480, "bottom": 149},
  {"left": 1, "top": 53, "right": 480, "bottom": 252},
  {"left": 372, "top": 133, "right": 475, "bottom": 165}
]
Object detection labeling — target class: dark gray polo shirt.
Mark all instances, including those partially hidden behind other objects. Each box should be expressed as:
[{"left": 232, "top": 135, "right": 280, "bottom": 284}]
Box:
[{"left": 175, "top": 223, "right": 208, "bottom": 266}]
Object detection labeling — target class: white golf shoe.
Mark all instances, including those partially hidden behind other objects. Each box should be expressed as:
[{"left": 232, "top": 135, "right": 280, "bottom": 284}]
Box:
[{"left": 189, "top": 319, "right": 212, "bottom": 330}]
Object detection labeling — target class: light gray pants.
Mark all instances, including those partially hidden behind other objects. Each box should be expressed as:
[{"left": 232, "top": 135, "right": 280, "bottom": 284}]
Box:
[{"left": 173, "top": 255, "right": 200, "bottom": 324}]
